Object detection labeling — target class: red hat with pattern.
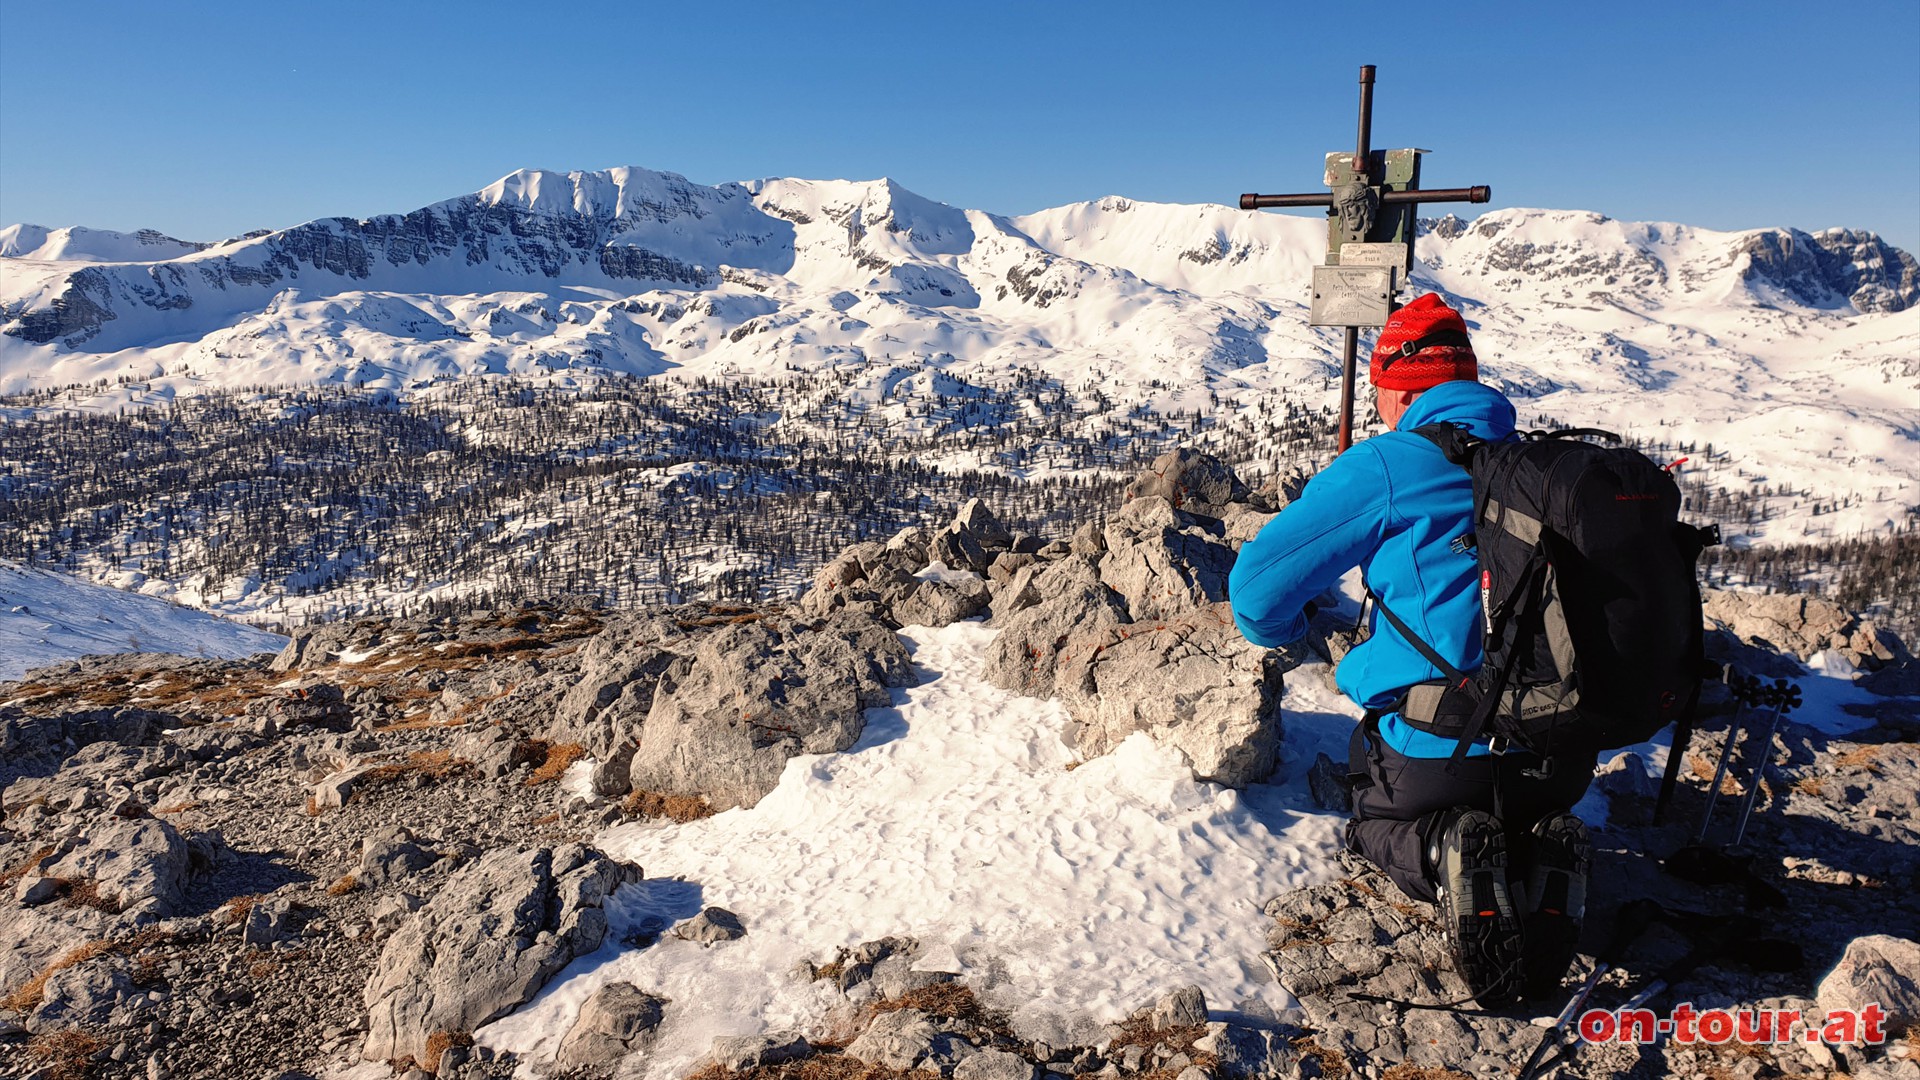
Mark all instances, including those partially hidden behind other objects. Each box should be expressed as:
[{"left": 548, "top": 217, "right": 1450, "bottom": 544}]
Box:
[{"left": 1369, "top": 293, "right": 1478, "bottom": 390}]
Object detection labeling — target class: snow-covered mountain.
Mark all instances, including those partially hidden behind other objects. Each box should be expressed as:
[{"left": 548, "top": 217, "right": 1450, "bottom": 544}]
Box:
[
  {"left": 2, "top": 165, "right": 1915, "bottom": 548},
  {"left": 0, "top": 558, "right": 285, "bottom": 680}
]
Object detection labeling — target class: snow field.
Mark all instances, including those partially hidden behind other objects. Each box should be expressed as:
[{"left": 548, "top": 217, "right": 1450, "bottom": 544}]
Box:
[
  {"left": 479, "top": 620, "right": 1350, "bottom": 1076},
  {"left": 0, "top": 558, "right": 285, "bottom": 680}
]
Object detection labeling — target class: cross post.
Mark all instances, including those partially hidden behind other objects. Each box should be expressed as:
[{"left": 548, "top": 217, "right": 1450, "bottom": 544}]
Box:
[{"left": 1239, "top": 64, "right": 1493, "bottom": 451}]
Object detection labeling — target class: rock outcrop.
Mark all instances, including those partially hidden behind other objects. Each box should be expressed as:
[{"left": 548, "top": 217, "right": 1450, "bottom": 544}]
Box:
[{"left": 360, "top": 843, "right": 642, "bottom": 1067}]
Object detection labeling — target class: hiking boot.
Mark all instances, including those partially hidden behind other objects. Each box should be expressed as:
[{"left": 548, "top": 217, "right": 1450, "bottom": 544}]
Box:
[
  {"left": 1427, "top": 807, "right": 1523, "bottom": 1007},
  {"left": 1521, "top": 811, "right": 1591, "bottom": 998}
]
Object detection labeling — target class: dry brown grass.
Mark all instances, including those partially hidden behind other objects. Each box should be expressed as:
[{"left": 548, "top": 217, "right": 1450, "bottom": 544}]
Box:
[
  {"left": 423, "top": 1029, "right": 475, "bottom": 1072},
  {"left": 1835, "top": 744, "right": 1889, "bottom": 772},
  {"left": 868, "top": 984, "right": 1012, "bottom": 1037},
  {"left": 360, "top": 749, "right": 474, "bottom": 788},
  {"left": 151, "top": 799, "right": 200, "bottom": 815},
  {"left": 623, "top": 789, "right": 718, "bottom": 823},
  {"left": 0, "top": 845, "right": 54, "bottom": 887},
  {"left": 532, "top": 811, "right": 562, "bottom": 826},
  {"left": 326, "top": 873, "right": 361, "bottom": 896},
  {"left": 27, "top": 1029, "right": 105, "bottom": 1080},
  {"left": 1381, "top": 1067, "right": 1471, "bottom": 1080},
  {"left": 527, "top": 741, "right": 586, "bottom": 786},
  {"left": 1341, "top": 877, "right": 1420, "bottom": 918},
  {"left": 303, "top": 794, "right": 324, "bottom": 817},
  {"left": 1290, "top": 1037, "right": 1350, "bottom": 1080},
  {"left": 59, "top": 878, "right": 122, "bottom": 914},
  {"left": 1689, "top": 752, "right": 1743, "bottom": 795},
  {"left": 220, "top": 893, "right": 267, "bottom": 926},
  {"left": 3, "top": 939, "right": 117, "bottom": 1012},
  {"left": 680, "top": 1052, "right": 922, "bottom": 1080},
  {"left": 1793, "top": 777, "right": 1825, "bottom": 796}
]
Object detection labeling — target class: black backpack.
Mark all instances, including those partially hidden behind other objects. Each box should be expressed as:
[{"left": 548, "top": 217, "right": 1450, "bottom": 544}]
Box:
[{"left": 1370, "top": 424, "right": 1719, "bottom": 769}]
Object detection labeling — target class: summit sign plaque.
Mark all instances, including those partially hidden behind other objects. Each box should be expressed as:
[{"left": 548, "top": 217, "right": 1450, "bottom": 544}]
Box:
[{"left": 1308, "top": 265, "right": 1393, "bottom": 327}]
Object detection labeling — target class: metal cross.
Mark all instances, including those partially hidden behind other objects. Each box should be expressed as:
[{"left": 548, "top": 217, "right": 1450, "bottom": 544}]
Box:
[{"left": 1239, "top": 64, "right": 1492, "bottom": 451}]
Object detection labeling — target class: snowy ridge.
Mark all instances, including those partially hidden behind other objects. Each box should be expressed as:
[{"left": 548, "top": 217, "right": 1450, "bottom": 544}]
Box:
[
  {"left": 1, "top": 167, "right": 1916, "bottom": 549},
  {"left": 0, "top": 558, "right": 285, "bottom": 680}
]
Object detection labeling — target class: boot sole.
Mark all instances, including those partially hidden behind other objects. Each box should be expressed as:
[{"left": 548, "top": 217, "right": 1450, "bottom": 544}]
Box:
[
  {"left": 1439, "top": 812, "right": 1523, "bottom": 1006},
  {"left": 1523, "top": 814, "right": 1592, "bottom": 998}
]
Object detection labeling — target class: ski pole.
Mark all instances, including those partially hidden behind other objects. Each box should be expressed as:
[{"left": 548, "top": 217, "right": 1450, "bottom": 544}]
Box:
[
  {"left": 1729, "top": 679, "right": 1801, "bottom": 848},
  {"left": 1695, "top": 673, "right": 1758, "bottom": 844},
  {"left": 1516, "top": 899, "right": 1663, "bottom": 1080}
]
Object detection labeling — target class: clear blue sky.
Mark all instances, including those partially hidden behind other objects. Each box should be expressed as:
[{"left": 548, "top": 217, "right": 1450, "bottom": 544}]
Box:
[{"left": 2, "top": 0, "right": 1916, "bottom": 253}]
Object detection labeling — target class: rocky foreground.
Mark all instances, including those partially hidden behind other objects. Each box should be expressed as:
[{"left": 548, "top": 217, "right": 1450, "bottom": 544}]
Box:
[{"left": 2, "top": 450, "right": 1917, "bottom": 1080}]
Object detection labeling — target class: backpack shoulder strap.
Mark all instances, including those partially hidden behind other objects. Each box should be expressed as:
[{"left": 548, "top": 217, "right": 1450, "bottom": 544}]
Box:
[{"left": 1408, "top": 421, "right": 1484, "bottom": 467}]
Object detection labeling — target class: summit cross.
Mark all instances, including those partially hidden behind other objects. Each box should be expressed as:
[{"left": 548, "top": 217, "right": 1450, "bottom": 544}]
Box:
[{"left": 1238, "top": 64, "right": 1493, "bottom": 451}]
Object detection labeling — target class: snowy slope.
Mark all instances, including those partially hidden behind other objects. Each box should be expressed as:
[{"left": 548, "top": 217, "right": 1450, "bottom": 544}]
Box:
[
  {"left": 2, "top": 167, "right": 1915, "bottom": 547},
  {"left": 0, "top": 223, "right": 208, "bottom": 263},
  {"left": 478, "top": 620, "right": 1354, "bottom": 1074},
  {"left": 0, "top": 559, "right": 285, "bottom": 680}
]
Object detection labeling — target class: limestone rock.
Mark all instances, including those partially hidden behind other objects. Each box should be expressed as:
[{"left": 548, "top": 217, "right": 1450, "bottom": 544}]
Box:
[
  {"left": 846, "top": 1008, "right": 938, "bottom": 1071},
  {"left": 955, "top": 1049, "right": 1038, "bottom": 1080},
  {"left": 984, "top": 557, "right": 1131, "bottom": 700},
  {"left": 1122, "top": 448, "right": 1250, "bottom": 518},
  {"left": 1151, "top": 985, "right": 1208, "bottom": 1030},
  {"left": 1097, "top": 497, "right": 1235, "bottom": 623},
  {"left": 674, "top": 906, "right": 746, "bottom": 945},
  {"left": 893, "top": 576, "right": 991, "bottom": 628},
  {"left": 1817, "top": 935, "right": 1920, "bottom": 1040},
  {"left": 1061, "top": 606, "right": 1282, "bottom": 787},
  {"left": 711, "top": 1034, "right": 810, "bottom": 1071},
  {"left": 622, "top": 611, "right": 915, "bottom": 810},
  {"left": 360, "top": 844, "right": 643, "bottom": 1066},
  {"left": 555, "top": 981, "right": 668, "bottom": 1068},
  {"left": 1703, "top": 588, "right": 1907, "bottom": 669},
  {"left": 42, "top": 817, "right": 222, "bottom": 919}
]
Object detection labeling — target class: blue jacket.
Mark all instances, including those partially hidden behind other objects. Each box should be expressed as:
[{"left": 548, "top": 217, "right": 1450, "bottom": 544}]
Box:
[{"left": 1228, "top": 380, "right": 1518, "bottom": 757}]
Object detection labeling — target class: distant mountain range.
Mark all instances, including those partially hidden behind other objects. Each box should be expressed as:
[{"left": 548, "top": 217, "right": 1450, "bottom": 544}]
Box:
[{"left": 2, "top": 165, "right": 1916, "bottom": 548}]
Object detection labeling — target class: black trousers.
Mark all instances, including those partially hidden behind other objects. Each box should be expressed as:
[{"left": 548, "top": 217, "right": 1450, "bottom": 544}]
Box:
[{"left": 1345, "top": 718, "right": 1596, "bottom": 904}]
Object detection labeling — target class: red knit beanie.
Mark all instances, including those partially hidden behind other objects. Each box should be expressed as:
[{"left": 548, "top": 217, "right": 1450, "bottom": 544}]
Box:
[{"left": 1369, "top": 293, "right": 1478, "bottom": 390}]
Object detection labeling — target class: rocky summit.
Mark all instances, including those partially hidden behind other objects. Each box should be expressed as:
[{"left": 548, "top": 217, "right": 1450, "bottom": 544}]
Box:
[{"left": 1, "top": 451, "right": 1917, "bottom": 1080}]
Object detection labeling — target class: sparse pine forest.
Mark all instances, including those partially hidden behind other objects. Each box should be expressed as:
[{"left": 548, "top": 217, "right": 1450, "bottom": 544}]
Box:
[{"left": 1, "top": 373, "right": 1912, "bottom": 637}]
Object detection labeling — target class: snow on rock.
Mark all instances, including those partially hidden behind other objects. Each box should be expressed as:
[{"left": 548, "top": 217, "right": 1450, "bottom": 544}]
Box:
[
  {"left": 0, "top": 559, "right": 286, "bottom": 681},
  {"left": 477, "top": 620, "right": 1345, "bottom": 1074}
]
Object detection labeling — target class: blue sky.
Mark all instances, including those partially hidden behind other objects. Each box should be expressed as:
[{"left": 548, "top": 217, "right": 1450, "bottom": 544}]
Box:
[{"left": 2, "top": 0, "right": 1916, "bottom": 253}]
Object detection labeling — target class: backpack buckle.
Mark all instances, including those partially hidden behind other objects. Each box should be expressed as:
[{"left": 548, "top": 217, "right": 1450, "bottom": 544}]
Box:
[{"left": 1486, "top": 735, "right": 1511, "bottom": 756}]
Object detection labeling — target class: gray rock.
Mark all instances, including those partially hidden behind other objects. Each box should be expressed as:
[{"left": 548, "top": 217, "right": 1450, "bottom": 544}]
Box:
[
  {"left": 846, "top": 1008, "right": 938, "bottom": 1070},
  {"left": 241, "top": 897, "right": 298, "bottom": 947},
  {"left": 549, "top": 613, "right": 685, "bottom": 759},
  {"left": 1097, "top": 497, "right": 1235, "bottom": 623},
  {"left": 1703, "top": 588, "right": 1907, "bottom": 669},
  {"left": 1817, "top": 935, "right": 1920, "bottom": 1040},
  {"left": 358, "top": 827, "right": 440, "bottom": 886},
  {"left": 710, "top": 1033, "right": 810, "bottom": 1071},
  {"left": 360, "top": 844, "right": 643, "bottom": 1066},
  {"left": 555, "top": 981, "right": 668, "bottom": 1068},
  {"left": 41, "top": 817, "right": 221, "bottom": 918},
  {"left": 1151, "top": 986, "right": 1208, "bottom": 1030},
  {"left": 370, "top": 893, "right": 424, "bottom": 932},
  {"left": 984, "top": 557, "right": 1131, "bottom": 700},
  {"left": 930, "top": 527, "right": 993, "bottom": 575},
  {"left": 268, "top": 684, "right": 352, "bottom": 730},
  {"left": 894, "top": 576, "right": 991, "bottom": 628},
  {"left": 1595, "top": 751, "right": 1660, "bottom": 802},
  {"left": 27, "top": 962, "right": 136, "bottom": 1033},
  {"left": 1305, "top": 753, "right": 1351, "bottom": 813},
  {"left": 623, "top": 612, "right": 914, "bottom": 810},
  {"left": 15, "top": 875, "right": 61, "bottom": 906},
  {"left": 674, "top": 906, "right": 746, "bottom": 945},
  {"left": 1060, "top": 606, "right": 1282, "bottom": 787},
  {"left": 311, "top": 765, "right": 373, "bottom": 811},
  {"left": 1122, "top": 449, "right": 1250, "bottom": 518},
  {"left": 952, "top": 498, "right": 1015, "bottom": 550},
  {"left": 955, "top": 1048, "right": 1036, "bottom": 1080}
]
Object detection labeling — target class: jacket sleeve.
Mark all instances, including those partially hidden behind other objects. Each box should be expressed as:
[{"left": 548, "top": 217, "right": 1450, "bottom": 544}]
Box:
[{"left": 1228, "top": 445, "right": 1392, "bottom": 648}]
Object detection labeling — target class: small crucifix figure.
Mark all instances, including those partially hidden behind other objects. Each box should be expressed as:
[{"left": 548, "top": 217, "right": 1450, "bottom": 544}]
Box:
[{"left": 1239, "top": 64, "right": 1492, "bottom": 451}]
